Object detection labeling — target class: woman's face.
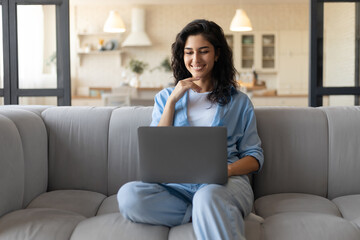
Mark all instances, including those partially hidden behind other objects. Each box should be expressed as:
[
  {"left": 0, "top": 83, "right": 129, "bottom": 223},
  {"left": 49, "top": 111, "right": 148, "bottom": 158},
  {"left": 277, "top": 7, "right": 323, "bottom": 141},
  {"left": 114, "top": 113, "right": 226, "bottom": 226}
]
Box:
[{"left": 183, "top": 34, "right": 218, "bottom": 82}]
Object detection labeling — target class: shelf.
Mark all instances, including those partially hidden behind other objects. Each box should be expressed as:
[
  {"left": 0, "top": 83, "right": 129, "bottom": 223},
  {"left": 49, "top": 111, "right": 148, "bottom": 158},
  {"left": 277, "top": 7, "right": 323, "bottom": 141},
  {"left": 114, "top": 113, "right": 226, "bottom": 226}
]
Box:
[
  {"left": 77, "top": 50, "right": 124, "bottom": 66},
  {"left": 77, "top": 50, "right": 123, "bottom": 55},
  {"left": 77, "top": 32, "right": 121, "bottom": 37},
  {"left": 242, "top": 57, "right": 254, "bottom": 60}
]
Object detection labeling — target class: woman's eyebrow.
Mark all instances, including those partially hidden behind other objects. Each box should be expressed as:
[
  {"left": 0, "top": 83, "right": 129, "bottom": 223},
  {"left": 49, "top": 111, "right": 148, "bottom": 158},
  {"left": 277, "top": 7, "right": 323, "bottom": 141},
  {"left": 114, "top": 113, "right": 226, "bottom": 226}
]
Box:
[{"left": 184, "top": 46, "right": 210, "bottom": 50}]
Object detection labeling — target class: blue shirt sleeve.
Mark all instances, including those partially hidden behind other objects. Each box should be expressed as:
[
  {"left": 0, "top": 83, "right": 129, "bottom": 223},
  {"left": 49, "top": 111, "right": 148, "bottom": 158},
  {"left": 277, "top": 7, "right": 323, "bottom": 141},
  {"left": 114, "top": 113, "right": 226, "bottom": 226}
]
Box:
[
  {"left": 150, "top": 88, "right": 171, "bottom": 126},
  {"left": 236, "top": 100, "right": 264, "bottom": 172}
]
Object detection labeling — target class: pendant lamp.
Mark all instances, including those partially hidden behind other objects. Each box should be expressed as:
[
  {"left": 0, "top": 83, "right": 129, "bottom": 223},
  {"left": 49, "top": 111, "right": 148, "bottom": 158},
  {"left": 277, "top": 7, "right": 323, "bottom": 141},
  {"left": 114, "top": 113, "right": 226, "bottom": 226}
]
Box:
[
  {"left": 104, "top": 11, "right": 126, "bottom": 33},
  {"left": 230, "top": 9, "right": 252, "bottom": 32}
]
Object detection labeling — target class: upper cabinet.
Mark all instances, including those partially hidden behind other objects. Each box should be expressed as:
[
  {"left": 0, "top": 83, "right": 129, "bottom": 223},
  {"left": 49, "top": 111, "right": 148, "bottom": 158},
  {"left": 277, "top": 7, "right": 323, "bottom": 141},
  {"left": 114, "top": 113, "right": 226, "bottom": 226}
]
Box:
[
  {"left": 261, "top": 34, "right": 276, "bottom": 69},
  {"left": 231, "top": 32, "right": 277, "bottom": 73}
]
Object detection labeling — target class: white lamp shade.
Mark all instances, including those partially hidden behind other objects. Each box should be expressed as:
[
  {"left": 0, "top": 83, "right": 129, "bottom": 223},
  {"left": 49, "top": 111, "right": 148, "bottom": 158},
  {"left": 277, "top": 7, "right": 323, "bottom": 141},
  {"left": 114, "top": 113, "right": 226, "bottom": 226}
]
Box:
[
  {"left": 104, "top": 11, "right": 126, "bottom": 33},
  {"left": 230, "top": 9, "right": 252, "bottom": 32}
]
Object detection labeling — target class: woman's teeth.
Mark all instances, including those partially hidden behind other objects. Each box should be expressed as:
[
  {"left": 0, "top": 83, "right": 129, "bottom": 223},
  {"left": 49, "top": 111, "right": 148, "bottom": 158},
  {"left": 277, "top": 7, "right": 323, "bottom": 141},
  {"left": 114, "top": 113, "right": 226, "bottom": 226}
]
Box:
[{"left": 193, "top": 66, "right": 204, "bottom": 70}]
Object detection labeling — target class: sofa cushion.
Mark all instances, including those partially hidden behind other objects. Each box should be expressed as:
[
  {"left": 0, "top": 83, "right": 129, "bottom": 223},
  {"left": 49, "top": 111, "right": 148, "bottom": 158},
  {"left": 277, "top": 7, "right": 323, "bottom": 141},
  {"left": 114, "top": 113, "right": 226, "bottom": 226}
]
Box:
[
  {"left": 168, "top": 213, "right": 263, "bottom": 240},
  {"left": 27, "top": 190, "right": 106, "bottom": 218},
  {"left": 0, "top": 208, "right": 85, "bottom": 240},
  {"left": 333, "top": 194, "right": 360, "bottom": 228},
  {"left": 321, "top": 107, "right": 360, "bottom": 199},
  {"left": 70, "top": 213, "right": 169, "bottom": 240},
  {"left": 262, "top": 212, "right": 360, "bottom": 240},
  {"left": 107, "top": 107, "right": 153, "bottom": 195},
  {"left": 0, "top": 105, "right": 50, "bottom": 116},
  {"left": 253, "top": 108, "right": 329, "bottom": 199},
  {"left": 0, "top": 114, "right": 24, "bottom": 217},
  {"left": 244, "top": 213, "right": 264, "bottom": 240},
  {"left": 96, "top": 195, "right": 119, "bottom": 216},
  {"left": 255, "top": 193, "right": 341, "bottom": 218},
  {"left": 0, "top": 109, "right": 48, "bottom": 208},
  {"left": 168, "top": 223, "right": 195, "bottom": 240},
  {"left": 42, "top": 107, "right": 115, "bottom": 195}
]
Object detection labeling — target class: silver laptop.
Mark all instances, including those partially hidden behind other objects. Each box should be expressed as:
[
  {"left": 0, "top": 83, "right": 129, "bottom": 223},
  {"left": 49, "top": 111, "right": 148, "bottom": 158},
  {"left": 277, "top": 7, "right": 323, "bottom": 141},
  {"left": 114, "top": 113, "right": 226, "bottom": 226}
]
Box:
[{"left": 138, "top": 126, "right": 228, "bottom": 184}]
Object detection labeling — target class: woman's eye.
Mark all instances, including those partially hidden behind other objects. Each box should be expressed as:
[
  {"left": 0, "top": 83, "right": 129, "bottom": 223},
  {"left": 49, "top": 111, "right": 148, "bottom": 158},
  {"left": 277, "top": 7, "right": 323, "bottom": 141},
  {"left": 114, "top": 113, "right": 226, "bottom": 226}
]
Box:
[
  {"left": 185, "top": 52, "right": 193, "bottom": 55},
  {"left": 200, "top": 51, "right": 209, "bottom": 54}
]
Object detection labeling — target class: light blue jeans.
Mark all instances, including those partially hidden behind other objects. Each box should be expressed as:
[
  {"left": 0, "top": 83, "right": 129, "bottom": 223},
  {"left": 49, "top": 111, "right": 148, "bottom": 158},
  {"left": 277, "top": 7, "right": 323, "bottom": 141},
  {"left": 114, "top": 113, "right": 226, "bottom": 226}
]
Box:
[{"left": 117, "top": 175, "right": 253, "bottom": 240}]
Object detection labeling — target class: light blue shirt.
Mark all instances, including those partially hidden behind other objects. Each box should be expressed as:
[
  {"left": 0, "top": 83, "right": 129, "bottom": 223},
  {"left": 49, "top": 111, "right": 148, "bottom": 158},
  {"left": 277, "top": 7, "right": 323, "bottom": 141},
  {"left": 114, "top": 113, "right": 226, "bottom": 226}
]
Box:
[{"left": 150, "top": 87, "right": 264, "bottom": 172}]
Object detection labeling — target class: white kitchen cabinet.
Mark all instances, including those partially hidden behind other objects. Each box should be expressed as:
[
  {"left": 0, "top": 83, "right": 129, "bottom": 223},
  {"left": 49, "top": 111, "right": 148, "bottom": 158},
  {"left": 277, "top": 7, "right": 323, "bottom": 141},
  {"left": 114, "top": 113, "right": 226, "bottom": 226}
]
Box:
[
  {"left": 234, "top": 32, "right": 277, "bottom": 73},
  {"left": 71, "top": 97, "right": 104, "bottom": 106},
  {"left": 251, "top": 95, "right": 308, "bottom": 107},
  {"left": 277, "top": 31, "right": 309, "bottom": 95}
]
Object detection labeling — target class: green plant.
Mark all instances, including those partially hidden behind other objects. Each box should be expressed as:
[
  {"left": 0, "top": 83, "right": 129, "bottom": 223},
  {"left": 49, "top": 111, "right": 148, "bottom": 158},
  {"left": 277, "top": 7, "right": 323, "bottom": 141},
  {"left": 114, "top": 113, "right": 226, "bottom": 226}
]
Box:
[
  {"left": 151, "top": 57, "right": 172, "bottom": 72},
  {"left": 129, "top": 59, "right": 148, "bottom": 75},
  {"left": 46, "top": 52, "right": 56, "bottom": 66}
]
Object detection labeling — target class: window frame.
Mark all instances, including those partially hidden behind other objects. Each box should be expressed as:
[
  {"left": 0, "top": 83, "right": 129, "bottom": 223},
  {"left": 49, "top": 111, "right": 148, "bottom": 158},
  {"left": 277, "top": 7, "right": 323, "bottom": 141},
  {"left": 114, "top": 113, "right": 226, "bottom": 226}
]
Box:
[
  {"left": 1, "top": 0, "right": 70, "bottom": 105},
  {"left": 310, "top": 0, "right": 360, "bottom": 106}
]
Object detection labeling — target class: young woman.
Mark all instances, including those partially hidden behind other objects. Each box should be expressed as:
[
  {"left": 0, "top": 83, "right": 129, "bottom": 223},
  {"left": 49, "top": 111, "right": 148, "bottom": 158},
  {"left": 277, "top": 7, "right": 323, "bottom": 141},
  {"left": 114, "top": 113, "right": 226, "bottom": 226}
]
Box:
[{"left": 117, "top": 19, "right": 264, "bottom": 240}]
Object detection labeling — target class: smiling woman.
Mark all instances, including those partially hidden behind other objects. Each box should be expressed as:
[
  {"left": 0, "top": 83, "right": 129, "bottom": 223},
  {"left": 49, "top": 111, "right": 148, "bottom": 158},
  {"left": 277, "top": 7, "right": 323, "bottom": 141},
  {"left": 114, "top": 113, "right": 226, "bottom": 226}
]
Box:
[{"left": 117, "top": 19, "right": 263, "bottom": 240}]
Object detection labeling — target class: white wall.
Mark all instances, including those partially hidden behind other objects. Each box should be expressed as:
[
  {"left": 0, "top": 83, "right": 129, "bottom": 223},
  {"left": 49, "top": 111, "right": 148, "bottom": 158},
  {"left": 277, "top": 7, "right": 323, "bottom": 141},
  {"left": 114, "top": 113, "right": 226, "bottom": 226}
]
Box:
[{"left": 324, "top": 2, "right": 356, "bottom": 106}]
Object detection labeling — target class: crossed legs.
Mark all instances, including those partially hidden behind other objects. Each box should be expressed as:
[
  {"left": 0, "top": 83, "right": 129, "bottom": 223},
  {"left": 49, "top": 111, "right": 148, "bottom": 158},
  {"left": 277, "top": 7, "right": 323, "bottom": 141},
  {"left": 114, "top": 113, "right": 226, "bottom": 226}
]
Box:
[{"left": 117, "top": 176, "right": 253, "bottom": 240}]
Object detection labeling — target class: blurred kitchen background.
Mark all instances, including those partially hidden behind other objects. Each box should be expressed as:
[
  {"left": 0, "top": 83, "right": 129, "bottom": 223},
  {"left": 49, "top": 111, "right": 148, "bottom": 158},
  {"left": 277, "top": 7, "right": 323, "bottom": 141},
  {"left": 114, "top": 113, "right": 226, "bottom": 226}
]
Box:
[{"left": 0, "top": 0, "right": 357, "bottom": 107}]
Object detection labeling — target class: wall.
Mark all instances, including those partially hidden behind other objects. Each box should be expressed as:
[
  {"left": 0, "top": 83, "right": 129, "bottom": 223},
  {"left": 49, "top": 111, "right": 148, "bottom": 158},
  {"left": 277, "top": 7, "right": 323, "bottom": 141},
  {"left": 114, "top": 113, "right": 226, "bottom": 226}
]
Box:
[
  {"left": 324, "top": 2, "right": 356, "bottom": 106},
  {"left": 70, "top": 3, "right": 309, "bottom": 96}
]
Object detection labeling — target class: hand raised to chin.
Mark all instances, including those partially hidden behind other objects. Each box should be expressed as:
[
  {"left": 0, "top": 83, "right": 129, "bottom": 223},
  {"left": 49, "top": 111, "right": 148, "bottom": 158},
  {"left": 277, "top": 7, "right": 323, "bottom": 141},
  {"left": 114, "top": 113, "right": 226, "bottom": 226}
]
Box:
[{"left": 168, "top": 77, "right": 202, "bottom": 104}]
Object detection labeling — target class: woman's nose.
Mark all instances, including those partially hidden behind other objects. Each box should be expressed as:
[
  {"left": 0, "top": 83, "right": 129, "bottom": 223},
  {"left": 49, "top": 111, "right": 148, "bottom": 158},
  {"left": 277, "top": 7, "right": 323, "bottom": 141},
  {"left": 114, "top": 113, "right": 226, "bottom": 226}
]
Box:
[{"left": 193, "top": 52, "right": 200, "bottom": 63}]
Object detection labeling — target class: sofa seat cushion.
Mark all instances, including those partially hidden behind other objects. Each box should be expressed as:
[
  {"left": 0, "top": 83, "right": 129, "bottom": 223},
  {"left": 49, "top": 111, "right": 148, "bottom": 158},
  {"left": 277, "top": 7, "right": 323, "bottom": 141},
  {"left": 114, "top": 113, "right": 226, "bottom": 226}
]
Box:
[
  {"left": 27, "top": 190, "right": 106, "bottom": 218},
  {"left": 96, "top": 195, "right": 119, "bottom": 216},
  {"left": 168, "top": 213, "right": 263, "bottom": 240},
  {"left": 70, "top": 212, "right": 169, "bottom": 240},
  {"left": 262, "top": 212, "right": 360, "bottom": 240},
  {"left": 97, "top": 195, "right": 263, "bottom": 239},
  {"left": 333, "top": 194, "right": 360, "bottom": 228},
  {"left": 255, "top": 193, "right": 341, "bottom": 218},
  {"left": 0, "top": 208, "right": 85, "bottom": 240},
  {"left": 168, "top": 223, "right": 195, "bottom": 240}
]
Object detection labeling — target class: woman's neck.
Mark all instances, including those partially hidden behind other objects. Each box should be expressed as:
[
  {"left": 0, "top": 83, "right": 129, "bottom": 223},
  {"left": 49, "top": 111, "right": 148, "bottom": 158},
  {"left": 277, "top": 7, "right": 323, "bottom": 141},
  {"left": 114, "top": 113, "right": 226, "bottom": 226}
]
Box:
[{"left": 193, "top": 78, "right": 213, "bottom": 93}]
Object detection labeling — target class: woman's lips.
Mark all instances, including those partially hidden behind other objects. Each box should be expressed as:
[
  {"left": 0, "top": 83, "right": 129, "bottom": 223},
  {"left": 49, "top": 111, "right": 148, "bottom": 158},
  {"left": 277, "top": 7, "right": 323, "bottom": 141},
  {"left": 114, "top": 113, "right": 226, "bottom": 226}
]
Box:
[{"left": 192, "top": 65, "right": 205, "bottom": 71}]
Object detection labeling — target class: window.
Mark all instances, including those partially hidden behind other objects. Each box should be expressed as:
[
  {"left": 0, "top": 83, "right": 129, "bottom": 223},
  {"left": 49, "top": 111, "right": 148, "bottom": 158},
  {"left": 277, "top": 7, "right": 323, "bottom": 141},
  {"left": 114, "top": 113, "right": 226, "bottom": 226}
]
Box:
[
  {"left": 0, "top": 0, "right": 70, "bottom": 105},
  {"left": 310, "top": 0, "right": 360, "bottom": 106}
]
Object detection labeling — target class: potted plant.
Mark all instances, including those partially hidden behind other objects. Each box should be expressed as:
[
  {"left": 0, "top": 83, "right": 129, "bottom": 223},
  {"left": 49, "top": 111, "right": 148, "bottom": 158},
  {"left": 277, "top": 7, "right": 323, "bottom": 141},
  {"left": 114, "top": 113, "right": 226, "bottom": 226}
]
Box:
[
  {"left": 129, "top": 59, "right": 148, "bottom": 87},
  {"left": 151, "top": 57, "right": 172, "bottom": 72},
  {"left": 46, "top": 52, "right": 56, "bottom": 74}
]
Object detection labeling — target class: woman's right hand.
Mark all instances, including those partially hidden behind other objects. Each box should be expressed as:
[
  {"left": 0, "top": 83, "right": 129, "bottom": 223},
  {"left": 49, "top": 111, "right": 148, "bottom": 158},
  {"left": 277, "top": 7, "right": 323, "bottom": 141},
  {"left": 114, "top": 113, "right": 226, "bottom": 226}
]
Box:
[
  {"left": 158, "top": 77, "right": 201, "bottom": 126},
  {"left": 168, "top": 77, "right": 202, "bottom": 104}
]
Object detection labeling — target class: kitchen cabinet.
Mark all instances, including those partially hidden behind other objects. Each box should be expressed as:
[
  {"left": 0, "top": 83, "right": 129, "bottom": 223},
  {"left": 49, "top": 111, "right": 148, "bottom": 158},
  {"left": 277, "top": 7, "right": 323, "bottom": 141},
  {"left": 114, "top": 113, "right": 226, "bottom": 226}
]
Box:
[
  {"left": 277, "top": 31, "right": 309, "bottom": 95},
  {"left": 76, "top": 32, "right": 124, "bottom": 66},
  {"left": 232, "top": 32, "right": 277, "bottom": 73},
  {"left": 251, "top": 95, "right": 308, "bottom": 107},
  {"left": 71, "top": 96, "right": 103, "bottom": 106}
]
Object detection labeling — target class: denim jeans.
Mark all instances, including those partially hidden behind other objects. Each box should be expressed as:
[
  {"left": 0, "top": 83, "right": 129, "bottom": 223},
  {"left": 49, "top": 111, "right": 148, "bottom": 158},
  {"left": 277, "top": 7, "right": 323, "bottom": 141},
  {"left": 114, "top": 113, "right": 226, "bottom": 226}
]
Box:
[{"left": 117, "top": 175, "right": 253, "bottom": 240}]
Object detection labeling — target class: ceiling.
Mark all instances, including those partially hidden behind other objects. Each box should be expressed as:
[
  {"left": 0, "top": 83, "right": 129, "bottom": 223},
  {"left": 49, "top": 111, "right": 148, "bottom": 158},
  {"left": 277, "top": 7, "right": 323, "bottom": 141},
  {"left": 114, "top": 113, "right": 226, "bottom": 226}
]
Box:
[{"left": 71, "top": 0, "right": 308, "bottom": 5}]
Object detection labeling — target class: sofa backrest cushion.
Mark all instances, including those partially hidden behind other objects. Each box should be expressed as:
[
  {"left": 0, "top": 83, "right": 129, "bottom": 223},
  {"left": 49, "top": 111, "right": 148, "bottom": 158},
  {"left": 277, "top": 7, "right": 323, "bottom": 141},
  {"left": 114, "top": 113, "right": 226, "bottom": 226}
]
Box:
[
  {"left": 321, "top": 107, "right": 360, "bottom": 199},
  {"left": 0, "top": 114, "right": 24, "bottom": 217},
  {"left": 107, "top": 107, "right": 153, "bottom": 195},
  {"left": 42, "top": 107, "right": 115, "bottom": 195},
  {"left": 0, "top": 109, "right": 47, "bottom": 216},
  {"left": 253, "top": 107, "right": 329, "bottom": 199}
]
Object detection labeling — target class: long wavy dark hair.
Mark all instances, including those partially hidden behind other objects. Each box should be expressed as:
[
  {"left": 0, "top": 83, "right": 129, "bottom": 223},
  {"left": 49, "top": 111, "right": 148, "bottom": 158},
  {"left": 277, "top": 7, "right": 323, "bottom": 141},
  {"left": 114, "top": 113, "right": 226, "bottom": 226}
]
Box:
[{"left": 171, "top": 19, "right": 237, "bottom": 105}]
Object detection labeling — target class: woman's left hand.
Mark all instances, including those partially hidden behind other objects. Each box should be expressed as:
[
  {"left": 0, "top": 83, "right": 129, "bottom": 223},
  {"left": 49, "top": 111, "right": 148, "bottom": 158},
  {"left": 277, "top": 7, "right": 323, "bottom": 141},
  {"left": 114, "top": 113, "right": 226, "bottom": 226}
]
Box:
[{"left": 227, "top": 156, "right": 260, "bottom": 177}]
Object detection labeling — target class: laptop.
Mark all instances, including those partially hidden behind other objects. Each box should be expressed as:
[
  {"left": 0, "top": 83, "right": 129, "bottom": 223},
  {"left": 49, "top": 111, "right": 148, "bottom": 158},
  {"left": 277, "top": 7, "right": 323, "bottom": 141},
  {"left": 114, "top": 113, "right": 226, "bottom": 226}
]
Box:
[{"left": 138, "top": 126, "right": 228, "bottom": 184}]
